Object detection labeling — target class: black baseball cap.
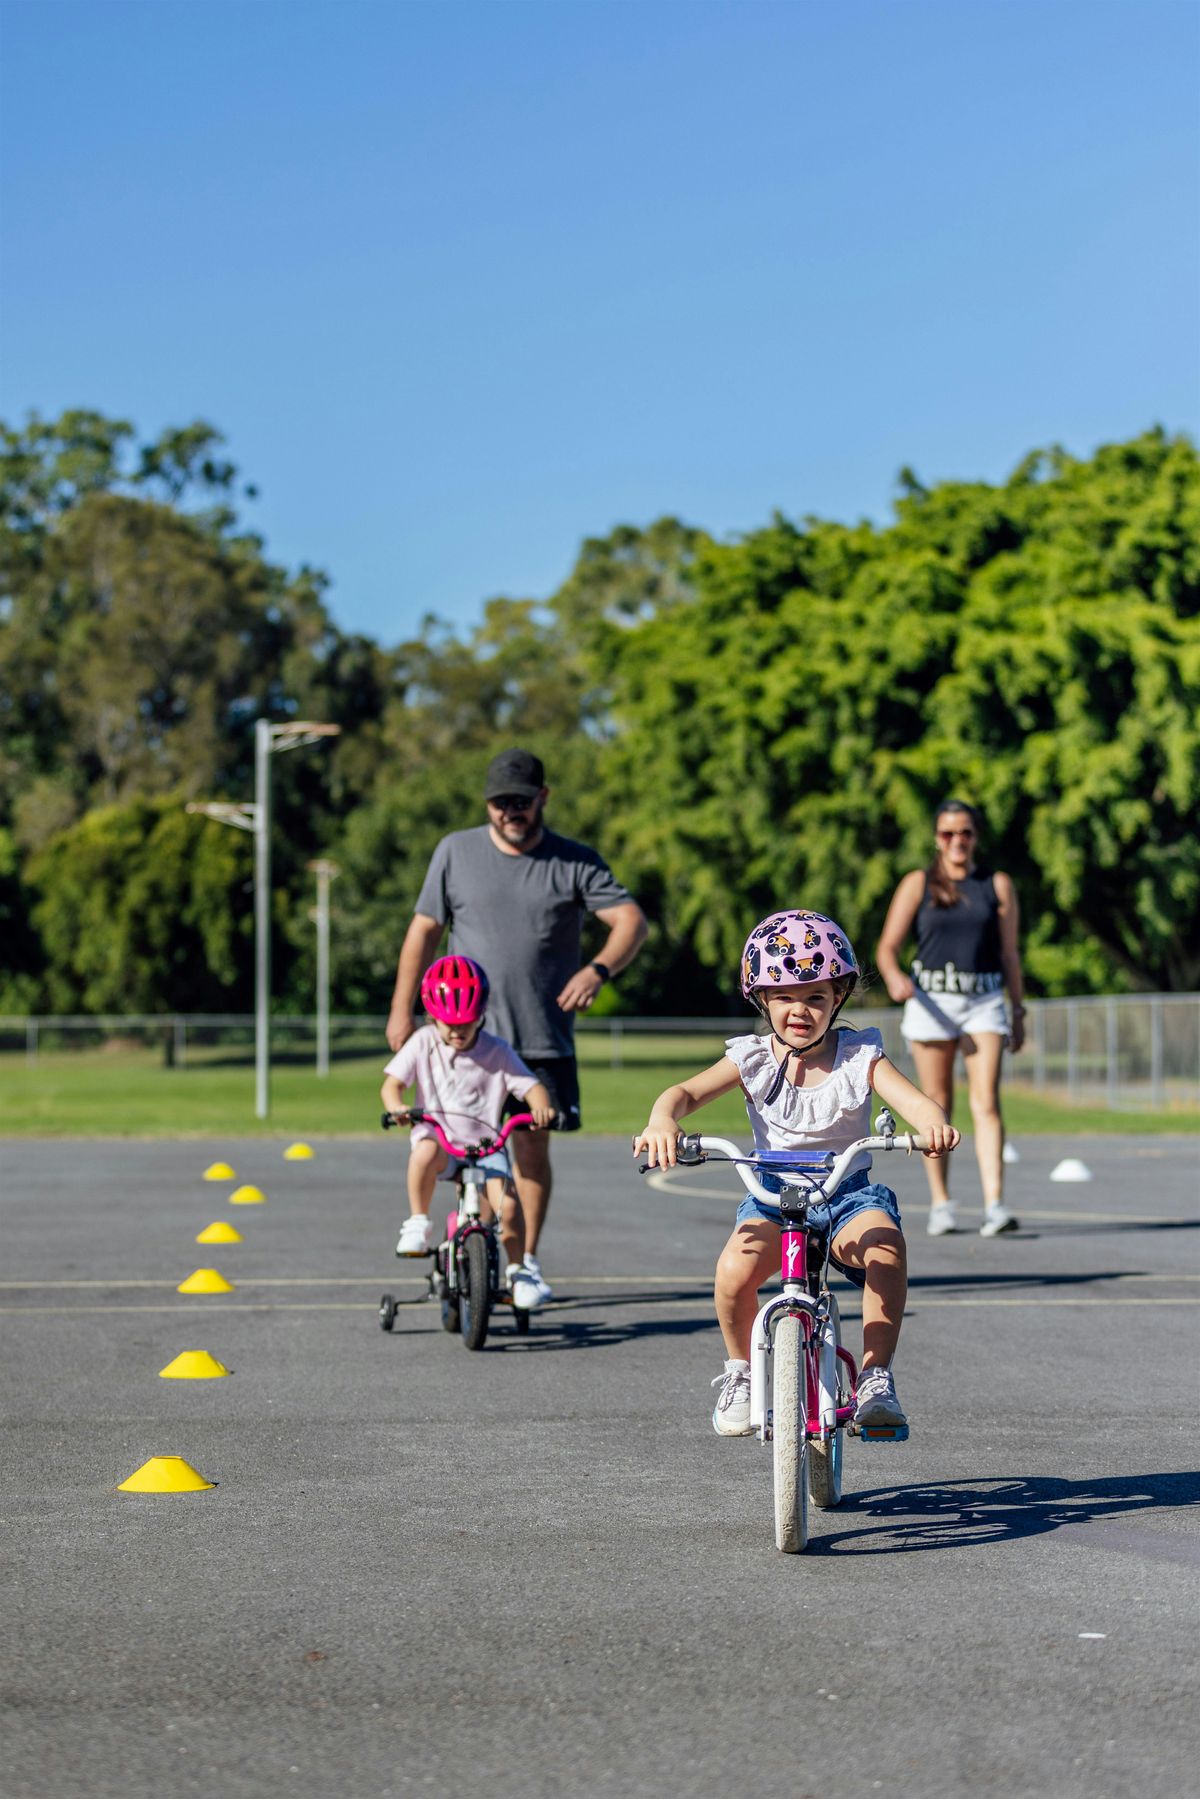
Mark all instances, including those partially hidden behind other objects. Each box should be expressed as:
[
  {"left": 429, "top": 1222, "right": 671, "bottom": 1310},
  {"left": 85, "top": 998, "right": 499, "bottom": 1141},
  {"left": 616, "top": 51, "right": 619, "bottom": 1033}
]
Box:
[{"left": 483, "top": 748, "right": 545, "bottom": 801}]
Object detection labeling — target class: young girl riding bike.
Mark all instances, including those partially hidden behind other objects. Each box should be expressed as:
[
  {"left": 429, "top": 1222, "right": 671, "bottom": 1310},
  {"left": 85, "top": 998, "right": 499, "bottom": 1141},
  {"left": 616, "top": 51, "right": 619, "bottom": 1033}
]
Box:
[
  {"left": 633, "top": 911, "right": 958, "bottom": 1438},
  {"left": 382, "top": 955, "right": 555, "bottom": 1310}
]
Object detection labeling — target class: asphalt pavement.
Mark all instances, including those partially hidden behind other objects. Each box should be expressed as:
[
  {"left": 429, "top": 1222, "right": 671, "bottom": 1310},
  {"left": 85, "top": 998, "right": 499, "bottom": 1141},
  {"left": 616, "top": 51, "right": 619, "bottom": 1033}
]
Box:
[{"left": 2, "top": 1130, "right": 1198, "bottom": 1799}]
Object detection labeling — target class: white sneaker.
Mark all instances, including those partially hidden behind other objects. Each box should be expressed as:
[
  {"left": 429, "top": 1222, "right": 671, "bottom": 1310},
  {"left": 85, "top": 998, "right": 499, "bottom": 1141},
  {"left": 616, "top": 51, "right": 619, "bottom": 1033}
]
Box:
[
  {"left": 980, "top": 1204, "right": 1019, "bottom": 1237},
  {"left": 927, "top": 1203, "right": 958, "bottom": 1237},
  {"left": 522, "top": 1253, "right": 553, "bottom": 1304},
  {"left": 395, "top": 1215, "right": 433, "bottom": 1257},
  {"left": 711, "top": 1361, "right": 752, "bottom": 1436},
  {"left": 853, "top": 1366, "right": 909, "bottom": 1438},
  {"left": 507, "top": 1263, "right": 545, "bottom": 1311}
]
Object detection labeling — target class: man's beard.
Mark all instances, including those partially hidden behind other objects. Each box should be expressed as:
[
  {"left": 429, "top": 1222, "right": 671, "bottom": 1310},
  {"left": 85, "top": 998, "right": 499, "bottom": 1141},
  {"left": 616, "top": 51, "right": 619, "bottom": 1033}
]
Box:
[{"left": 497, "top": 798, "right": 544, "bottom": 845}]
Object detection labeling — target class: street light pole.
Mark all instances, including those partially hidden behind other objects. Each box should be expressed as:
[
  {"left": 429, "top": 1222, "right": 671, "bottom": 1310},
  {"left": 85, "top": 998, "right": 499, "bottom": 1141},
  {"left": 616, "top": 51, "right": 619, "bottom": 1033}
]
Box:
[
  {"left": 306, "top": 858, "right": 339, "bottom": 1078},
  {"left": 188, "top": 718, "right": 340, "bottom": 1119},
  {"left": 254, "top": 718, "right": 272, "bottom": 1118}
]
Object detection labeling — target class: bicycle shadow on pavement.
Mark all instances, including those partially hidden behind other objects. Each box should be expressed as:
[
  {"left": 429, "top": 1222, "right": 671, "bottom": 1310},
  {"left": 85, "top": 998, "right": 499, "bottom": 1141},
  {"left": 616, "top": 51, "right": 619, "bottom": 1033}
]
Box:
[
  {"left": 902, "top": 1268, "right": 1145, "bottom": 1296},
  {"left": 810, "top": 1471, "right": 1200, "bottom": 1558},
  {"left": 488, "top": 1288, "right": 718, "bottom": 1352}
]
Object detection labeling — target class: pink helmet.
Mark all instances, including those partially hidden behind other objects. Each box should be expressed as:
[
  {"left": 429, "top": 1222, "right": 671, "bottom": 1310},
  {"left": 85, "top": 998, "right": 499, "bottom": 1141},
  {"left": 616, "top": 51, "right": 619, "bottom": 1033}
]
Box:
[
  {"left": 739, "top": 911, "right": 858, "bottom": 1002},
  {"left": 421, "top": 955, "right": 490, "bottom": 1025}
]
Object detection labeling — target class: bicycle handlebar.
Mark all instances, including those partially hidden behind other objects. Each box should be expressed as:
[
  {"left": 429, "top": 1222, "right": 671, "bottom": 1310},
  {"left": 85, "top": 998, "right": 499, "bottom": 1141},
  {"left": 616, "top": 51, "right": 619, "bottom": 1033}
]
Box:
[
  {"left": 640, "top": 1131, "right": 943, "bottom": 1209},
  {"left": 381, "top": 1108, "right": 561, "bottom": 1159}
]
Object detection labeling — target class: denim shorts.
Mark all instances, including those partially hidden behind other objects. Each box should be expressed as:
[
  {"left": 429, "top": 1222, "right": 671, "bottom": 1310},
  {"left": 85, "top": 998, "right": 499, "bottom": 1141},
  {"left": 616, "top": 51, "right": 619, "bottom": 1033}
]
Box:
[
  {"left": 439, "top": 1148, "right": 511, "bottom": 1183},
  {"left": 735, "top": 1168, "right": 903, "bottom": 1289}
]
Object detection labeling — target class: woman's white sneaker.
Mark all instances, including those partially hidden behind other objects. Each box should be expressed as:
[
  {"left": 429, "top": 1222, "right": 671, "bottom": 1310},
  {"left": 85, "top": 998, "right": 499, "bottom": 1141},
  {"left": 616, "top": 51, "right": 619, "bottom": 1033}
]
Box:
[
  {"left": 711, "top": 1361, "right": 753, "bottom": 1436},
  {"left": 980, "top": 1204, "right": 1019, "bottom": 1236},
  {"left": 926, "top": 1203, "right": 958, "bottom": 1237}
]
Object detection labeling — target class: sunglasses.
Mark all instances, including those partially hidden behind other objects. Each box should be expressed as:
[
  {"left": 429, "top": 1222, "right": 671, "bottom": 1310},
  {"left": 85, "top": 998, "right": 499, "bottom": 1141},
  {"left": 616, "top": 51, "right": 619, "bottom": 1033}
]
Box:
[
  {"left": 937, "top": 828, "right": 976, "bottom": 842},
  {"left": 489, "top": 793, "right": 534, "bottom": 812}
]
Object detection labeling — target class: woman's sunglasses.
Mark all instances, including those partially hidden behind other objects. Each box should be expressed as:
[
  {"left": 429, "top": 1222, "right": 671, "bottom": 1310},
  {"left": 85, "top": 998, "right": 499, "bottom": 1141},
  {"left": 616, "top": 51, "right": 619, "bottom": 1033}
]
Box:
[{"left": 937, "top": 828, "right": 976, "bottom": 842}]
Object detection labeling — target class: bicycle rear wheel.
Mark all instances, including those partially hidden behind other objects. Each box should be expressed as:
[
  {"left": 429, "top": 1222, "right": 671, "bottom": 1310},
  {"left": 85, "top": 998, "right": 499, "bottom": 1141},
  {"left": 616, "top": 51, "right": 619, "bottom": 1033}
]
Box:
[
  {"left": 459, "top": 1230, "right": 491, "bottom": 1351},
  {"left": 772, "top": 1312, "right": 809, "bottom": 1553},
  {"left": 809, "top": 1292, "right": 845, "bottom": 1509}
]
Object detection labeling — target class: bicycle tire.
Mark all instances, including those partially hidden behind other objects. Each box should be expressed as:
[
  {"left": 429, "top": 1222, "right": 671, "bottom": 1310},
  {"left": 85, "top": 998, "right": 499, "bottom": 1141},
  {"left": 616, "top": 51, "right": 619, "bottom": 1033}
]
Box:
[
  {"left": 809, "top": 1291, "right": 845, "bottom": 1510},
  {"left": 378, "top": 1293, "right": 396, "bottom": 1333},
  {"left": 772, "top": 1311, "right": 809, "bottom": 1553},
  {"left": 459, "top": 1230, "right": 491, "bottom": 1351},
  {"left": 441, "top": 1294, "right": 461, "bottom": 1334}
]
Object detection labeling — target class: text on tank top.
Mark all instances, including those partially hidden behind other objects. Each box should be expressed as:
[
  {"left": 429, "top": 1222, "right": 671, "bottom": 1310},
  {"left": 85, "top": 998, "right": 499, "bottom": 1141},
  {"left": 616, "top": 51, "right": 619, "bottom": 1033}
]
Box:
[{"left": 912, "top": 869, "right": 1003, "bottom": 997}]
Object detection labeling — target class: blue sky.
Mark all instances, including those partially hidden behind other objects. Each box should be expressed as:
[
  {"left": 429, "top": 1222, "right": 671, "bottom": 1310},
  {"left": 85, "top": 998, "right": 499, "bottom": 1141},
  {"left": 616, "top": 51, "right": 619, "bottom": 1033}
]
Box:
[{"left": 2, "top": 0, "right": 1197, "bottom": 642}]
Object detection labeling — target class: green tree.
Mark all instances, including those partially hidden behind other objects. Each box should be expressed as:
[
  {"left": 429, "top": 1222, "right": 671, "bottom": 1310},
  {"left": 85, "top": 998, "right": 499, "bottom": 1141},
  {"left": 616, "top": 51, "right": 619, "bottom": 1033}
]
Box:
[
  {"left": 27, "top": 799, "right": 253, "bottom": 1014},
  {"left": 598, "top": 430, "right": 1200, "bottom": 998}
]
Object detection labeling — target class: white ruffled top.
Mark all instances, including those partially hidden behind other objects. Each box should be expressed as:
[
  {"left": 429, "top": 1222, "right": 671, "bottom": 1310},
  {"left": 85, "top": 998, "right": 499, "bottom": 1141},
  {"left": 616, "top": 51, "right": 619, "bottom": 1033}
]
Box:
[{"left": 725, "top": 1027, "right": 885, "bottom": 1176}]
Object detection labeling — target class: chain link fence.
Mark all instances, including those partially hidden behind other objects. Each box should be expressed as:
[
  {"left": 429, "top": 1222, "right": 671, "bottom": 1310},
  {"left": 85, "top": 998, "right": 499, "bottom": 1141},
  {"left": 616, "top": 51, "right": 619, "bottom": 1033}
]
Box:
[{"left": 2, "top": 993, "right": 1197, "bottom": 1110}]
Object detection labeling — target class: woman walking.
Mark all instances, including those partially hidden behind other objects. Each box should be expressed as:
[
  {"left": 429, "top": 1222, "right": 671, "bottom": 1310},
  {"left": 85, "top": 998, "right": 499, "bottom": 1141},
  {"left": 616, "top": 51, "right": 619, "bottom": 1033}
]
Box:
[{"left": 876, "top": 799, "right": 1025, "bottom": 1237}]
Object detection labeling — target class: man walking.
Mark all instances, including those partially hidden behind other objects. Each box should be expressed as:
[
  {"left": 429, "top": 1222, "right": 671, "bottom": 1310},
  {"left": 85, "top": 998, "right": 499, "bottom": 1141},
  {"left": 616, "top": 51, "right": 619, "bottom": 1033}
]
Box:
[{"left": 386, "top": 747, "right": 648, "bottom": 1303}]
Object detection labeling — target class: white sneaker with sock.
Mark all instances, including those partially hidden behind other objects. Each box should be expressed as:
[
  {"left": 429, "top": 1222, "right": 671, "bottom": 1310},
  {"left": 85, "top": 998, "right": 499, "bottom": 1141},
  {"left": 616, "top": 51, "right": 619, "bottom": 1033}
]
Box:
[
  {"left": 396, "top": 1214, "right": 433, "bottom": 1256},
  {"left": 522, "top": 1253, "right": 553, "bottom": 1304},
  {"left": 711, "top": 1360, "right": 752, "bottom": 1436},
  {"left": 507, "top": 1263, "right": 545, "bottom": 1310}
]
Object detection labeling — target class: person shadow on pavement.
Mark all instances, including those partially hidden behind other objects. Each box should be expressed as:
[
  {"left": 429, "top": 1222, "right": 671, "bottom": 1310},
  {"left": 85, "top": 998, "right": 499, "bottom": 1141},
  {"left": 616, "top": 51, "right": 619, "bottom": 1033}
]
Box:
[{"left": 810, "top": 1471, "right": 1200, "bottom": 1557}]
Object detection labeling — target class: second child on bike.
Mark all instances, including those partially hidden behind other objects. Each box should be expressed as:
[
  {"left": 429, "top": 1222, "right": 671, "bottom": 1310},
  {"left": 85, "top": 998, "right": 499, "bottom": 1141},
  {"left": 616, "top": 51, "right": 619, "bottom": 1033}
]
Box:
[
  {"left": 382, "top": 955, "right": 556, "bottom": 1311},
  {"left": 633, "top": 912, "right": 959, "bottom": 1439}
]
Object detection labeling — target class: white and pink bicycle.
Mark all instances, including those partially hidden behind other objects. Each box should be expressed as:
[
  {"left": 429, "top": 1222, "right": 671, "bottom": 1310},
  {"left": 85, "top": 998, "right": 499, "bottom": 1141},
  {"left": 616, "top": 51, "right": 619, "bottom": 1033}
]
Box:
[{"left": 644, "top": 1110, "right": 944, "bottom": 1553}]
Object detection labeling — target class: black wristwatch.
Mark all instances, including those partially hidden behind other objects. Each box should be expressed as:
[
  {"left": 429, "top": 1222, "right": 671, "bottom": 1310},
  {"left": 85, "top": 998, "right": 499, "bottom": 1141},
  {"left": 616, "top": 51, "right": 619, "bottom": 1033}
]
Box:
[{"left": 589, "top": 961, "right": 611, "bottom": 983}]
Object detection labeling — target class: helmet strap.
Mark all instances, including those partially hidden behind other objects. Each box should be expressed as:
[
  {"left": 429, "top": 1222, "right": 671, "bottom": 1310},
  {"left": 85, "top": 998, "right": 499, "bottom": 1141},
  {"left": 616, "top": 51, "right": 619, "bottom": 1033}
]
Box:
[{"left": 757, "top": 992, "right": 851, "bottom": 1105}]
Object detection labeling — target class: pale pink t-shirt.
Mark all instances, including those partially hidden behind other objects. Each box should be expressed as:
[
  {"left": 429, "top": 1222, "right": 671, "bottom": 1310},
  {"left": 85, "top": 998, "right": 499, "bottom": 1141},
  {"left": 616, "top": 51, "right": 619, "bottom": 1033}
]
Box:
[{"left": 383, "top": 1026, "right": 538, "bottom": 1146}]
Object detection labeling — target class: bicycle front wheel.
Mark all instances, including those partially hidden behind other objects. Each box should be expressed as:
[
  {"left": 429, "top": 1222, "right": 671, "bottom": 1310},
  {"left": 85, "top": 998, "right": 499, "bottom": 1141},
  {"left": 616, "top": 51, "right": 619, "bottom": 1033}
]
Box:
[
  {"left": 772, "top": 1311, "right": 809, "bottom": 1553},
  {"left": 459, "top": 1231, "right": 491, "bottom": 1351},
  {"left": 809, "top": 1292, "right": 845, "bottom": 1510}
]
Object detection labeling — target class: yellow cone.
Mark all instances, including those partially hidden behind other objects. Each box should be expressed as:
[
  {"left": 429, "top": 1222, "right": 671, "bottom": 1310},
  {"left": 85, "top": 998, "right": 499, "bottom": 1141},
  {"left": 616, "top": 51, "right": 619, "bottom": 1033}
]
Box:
[
  {"left": 177, "top": 1267, "right": 234, "bottom": 1295},
  {"left": 195, "top": 1220, "right": 242, "bottom": 1244},
  {"left": 283, "top": 1142, "right": 314, "bottom": 1161},
  {"left": 159, "top": 1350, "right": 231, "bottom": 1380},
  {"left": 229, "top": 1184, "right": 265, "bottom": 1205},
  {"left": 118, "top": 1455, "right": 215, "bottom": 1493},
  {"left": 203, "top": 1161, "right": 236, "bottom": 1181}
]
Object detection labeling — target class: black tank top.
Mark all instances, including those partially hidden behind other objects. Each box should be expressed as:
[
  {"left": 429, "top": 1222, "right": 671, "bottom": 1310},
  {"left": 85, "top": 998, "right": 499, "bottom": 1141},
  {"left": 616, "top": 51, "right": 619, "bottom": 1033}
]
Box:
[{"left": 912, "top": 869, "right": 1003, "bottom": 997}]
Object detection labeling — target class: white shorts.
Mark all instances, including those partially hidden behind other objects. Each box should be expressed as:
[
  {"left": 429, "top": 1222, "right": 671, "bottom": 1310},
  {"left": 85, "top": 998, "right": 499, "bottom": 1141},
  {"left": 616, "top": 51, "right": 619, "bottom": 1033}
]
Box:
[{"left": 900, "top": 986, "right": 1010, "bottom": 1043}]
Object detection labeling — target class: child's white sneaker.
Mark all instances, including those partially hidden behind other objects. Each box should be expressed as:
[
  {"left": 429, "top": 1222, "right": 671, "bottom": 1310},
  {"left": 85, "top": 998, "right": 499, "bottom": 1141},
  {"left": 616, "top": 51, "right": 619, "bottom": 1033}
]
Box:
[
  {"left": 711, "top": 1360, "right": 752, "bottom": 1436},
  {"left": 522, "top": 1253, "right": 553, "bottom": 1304},
  {"left": 507, "top": 1263, "right": 545, "bottom": 1310},
  {"left": 926, "top": 1202, "right": 958, "bottom": 1236},
  {"left": 395, "top": 1215, "right": 433, "bottom": 1257},
  {"left": 853, "top": 1366, "right": 909, "bottom": 1440}
]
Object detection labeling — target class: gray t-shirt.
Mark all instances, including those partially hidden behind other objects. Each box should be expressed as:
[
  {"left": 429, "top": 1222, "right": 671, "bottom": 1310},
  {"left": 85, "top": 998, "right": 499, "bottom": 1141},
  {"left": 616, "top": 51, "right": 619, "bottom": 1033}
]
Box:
[{"left": 415, "top": 826, "right": 634, "bottom": 1059}]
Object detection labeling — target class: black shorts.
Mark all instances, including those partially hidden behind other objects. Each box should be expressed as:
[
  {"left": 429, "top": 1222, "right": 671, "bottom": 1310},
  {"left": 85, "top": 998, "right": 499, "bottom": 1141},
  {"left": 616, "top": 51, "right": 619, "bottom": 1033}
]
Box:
[{"left": 503, "top": 1055, "right": 581, "bottom": 1132}]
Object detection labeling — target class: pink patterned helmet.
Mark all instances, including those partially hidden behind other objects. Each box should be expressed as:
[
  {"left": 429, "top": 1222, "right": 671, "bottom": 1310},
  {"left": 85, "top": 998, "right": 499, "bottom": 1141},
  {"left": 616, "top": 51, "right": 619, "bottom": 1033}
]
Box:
[
  {"left": 739, "top": 910, "right": 859, "bottom": 1001},
  {"left": 421, "top": 955, "right": 490, "bottom": 1025}
]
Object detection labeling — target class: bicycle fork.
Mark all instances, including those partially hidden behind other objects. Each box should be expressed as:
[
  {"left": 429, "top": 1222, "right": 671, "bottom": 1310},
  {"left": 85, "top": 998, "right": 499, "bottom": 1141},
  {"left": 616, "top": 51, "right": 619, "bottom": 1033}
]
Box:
[{"left": 750, "top": 1292, "right": 851, "bottom": 1444}]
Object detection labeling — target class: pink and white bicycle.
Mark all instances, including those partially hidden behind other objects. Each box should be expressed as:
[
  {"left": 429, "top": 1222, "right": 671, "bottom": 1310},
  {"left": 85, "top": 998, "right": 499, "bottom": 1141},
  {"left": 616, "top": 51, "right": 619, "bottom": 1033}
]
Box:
[
  {"left": 644, "top": 1110, "right": 943, "bottom": 1553},
  {"left": 379, "top": 1108, "right": 556, "bottom": 1351}
]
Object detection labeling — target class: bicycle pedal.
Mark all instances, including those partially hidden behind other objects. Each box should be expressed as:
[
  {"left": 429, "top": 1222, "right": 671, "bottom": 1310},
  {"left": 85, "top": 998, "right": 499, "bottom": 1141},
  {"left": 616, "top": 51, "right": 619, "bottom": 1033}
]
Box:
[
  {"left": 395, "top": 1247, "right": 436, "bottom": 1259},
  {"left": 855, "top": 1424, "right": 909, "bottom": 1442}
]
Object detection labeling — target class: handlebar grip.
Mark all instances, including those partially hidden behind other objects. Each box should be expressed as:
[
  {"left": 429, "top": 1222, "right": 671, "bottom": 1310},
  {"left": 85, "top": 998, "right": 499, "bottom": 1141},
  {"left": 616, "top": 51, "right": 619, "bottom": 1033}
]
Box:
[{"left": 380, "top": 1112, "right": 396, "bottom": 1130}]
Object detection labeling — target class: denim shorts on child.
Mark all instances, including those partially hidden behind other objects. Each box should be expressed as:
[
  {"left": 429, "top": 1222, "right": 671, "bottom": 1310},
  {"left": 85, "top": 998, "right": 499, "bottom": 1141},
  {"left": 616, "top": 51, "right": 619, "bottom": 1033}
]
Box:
[
  {"left": 440, "top": 1148, "right": 511, "bottom": 1183},
  {"left": 735, "top": 1168, "right": 902, "bottom": 1289}
]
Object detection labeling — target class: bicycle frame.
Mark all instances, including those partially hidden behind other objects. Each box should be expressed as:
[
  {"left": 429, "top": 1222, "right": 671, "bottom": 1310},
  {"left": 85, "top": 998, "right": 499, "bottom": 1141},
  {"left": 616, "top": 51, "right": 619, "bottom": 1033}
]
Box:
[
  {"left": 660, "top": 1120, "right": 930, "bottom": 1447},
  {"left": 379, "top": 1109, "right": 540, "bottom": 1345}
]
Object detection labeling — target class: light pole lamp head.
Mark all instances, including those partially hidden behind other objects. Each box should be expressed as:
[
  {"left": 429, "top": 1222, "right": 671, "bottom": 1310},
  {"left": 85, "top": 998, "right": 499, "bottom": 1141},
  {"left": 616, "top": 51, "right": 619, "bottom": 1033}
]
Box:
[{"left": 269, "top": 721, "right": 342, "bottom": 753}]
